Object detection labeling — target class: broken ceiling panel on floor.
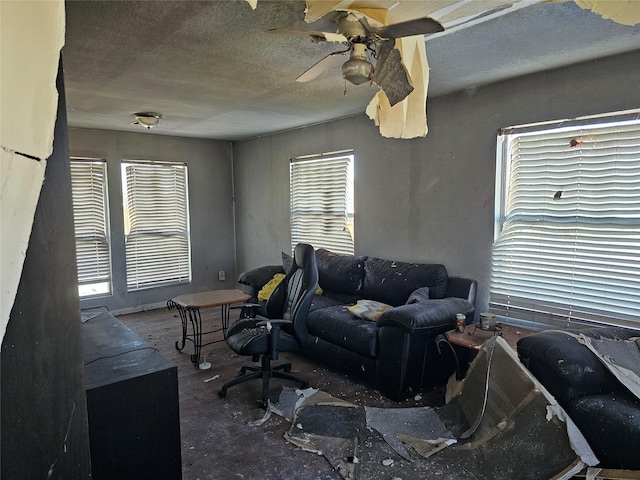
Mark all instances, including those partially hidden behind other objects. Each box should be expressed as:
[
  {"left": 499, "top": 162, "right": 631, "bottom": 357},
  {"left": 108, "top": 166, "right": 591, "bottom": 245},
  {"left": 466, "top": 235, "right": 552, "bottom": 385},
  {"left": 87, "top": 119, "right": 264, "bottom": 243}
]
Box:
[
  {"left": 268, "top": 336, "right": 598, "bottom": 479},
  {"left": 577, "top": 333, "right": 640, "bottom": 400}
]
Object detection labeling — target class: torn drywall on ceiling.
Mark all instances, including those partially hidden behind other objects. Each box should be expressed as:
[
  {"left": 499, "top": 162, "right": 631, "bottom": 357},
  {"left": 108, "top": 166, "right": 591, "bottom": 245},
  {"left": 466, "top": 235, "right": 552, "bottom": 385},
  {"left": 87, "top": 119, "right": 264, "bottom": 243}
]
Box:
[
  {"left": 366, "top": 36, "right": 430, "bottom": 139},
  {"left": 251, "top": 0, "right": 637, "bottom": 139},
  {"left": 574, "top": 0, "right": 640, "bottom": 26},
  {"left": 305, "top": 1, "right": 432, "bottom": 139},
  {"left": 0, "top": 0, "right": 65, "bottom": 345},
  {"left": 302, "top": 0, "right": 554, "bottom": 139}
]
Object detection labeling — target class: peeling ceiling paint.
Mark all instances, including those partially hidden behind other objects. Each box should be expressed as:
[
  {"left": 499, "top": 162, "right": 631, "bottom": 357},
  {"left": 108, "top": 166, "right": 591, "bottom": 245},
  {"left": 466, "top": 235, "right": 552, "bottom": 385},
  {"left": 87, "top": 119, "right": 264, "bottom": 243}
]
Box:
[{"left": 575, "top": 0, "right": 640, "bottom": 26}]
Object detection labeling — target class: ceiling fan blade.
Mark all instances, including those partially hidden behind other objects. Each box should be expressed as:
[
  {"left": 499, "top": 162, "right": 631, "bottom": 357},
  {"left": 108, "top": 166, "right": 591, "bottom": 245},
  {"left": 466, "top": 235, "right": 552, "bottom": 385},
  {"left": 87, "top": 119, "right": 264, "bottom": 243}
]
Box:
[
  {"left": 267, "top": 28, "right": 348, "bottom": 43},
  {"left": 371, "top": 40, "right": 414, "bottom": 106},
  {"left": 296, "top": 49, "right": 349, "bottom": 83},
  {"left": 373, "top": 17, "right": 444, "bottom": 39}
]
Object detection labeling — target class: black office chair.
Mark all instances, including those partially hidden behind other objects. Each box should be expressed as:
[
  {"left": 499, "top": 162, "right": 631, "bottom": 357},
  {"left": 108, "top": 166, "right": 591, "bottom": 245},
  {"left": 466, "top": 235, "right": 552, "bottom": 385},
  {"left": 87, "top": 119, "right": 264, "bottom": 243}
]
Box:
[{"left": 218, "top": 243, "right": 318, "bottom": 407}]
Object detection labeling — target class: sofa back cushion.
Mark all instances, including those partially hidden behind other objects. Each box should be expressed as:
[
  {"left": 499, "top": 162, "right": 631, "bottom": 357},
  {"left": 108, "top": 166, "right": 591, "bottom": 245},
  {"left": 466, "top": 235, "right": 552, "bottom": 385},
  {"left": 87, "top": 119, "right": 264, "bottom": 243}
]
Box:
[
  {"left": 315, "top": 249, "right": 367, "bottom": 302},
  {"left": 363, "top": 258, "right": 448, "bottom": 306}
]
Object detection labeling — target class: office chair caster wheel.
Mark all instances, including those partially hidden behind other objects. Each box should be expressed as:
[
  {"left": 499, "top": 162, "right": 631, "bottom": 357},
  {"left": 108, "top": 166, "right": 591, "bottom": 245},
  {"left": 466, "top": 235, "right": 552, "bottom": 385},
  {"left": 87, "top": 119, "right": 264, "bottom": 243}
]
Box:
[
  {"left": 283, "top": 364, "right": 291, "bottom": 372},
  {"left": 218, "top": 388, "right": 227, "bottom": 398},
  {"left": 238, "top": 367, "right": 247, "bottom": 375}
]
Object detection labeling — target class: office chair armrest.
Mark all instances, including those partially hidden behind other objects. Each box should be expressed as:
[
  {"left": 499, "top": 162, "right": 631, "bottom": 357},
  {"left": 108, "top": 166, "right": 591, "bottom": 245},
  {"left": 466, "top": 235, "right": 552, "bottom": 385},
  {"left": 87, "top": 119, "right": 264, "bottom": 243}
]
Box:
[
  {"left": 229, "top": 303, "right": 261, "bottom": 309},
  {"left": 256, "top": 319, "right": 292, "bottom": 327},
  {"left": 229, "top": 303, "right": 262, "bottom": 319},
  {"left": 256, "top": 319, "right": 292, "bottom": 359}
]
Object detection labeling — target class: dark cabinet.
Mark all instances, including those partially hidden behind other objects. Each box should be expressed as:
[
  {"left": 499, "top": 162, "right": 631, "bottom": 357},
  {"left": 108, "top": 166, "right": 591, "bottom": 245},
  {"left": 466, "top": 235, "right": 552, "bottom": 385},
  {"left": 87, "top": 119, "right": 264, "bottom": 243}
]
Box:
[{"left": 82, "top": 311, "right": 182, "bottom": 479}]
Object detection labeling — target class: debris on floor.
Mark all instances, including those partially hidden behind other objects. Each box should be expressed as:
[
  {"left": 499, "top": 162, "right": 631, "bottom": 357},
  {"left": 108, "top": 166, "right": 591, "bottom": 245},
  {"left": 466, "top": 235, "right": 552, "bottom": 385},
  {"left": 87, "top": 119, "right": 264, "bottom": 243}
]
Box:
[{"left": 263, "top": 336, "right": 599, "bottom": 480}]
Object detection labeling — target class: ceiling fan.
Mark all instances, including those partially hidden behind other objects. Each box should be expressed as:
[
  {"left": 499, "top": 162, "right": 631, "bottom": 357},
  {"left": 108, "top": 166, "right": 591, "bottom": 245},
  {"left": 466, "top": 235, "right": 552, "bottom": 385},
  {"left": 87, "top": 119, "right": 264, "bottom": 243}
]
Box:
[{"left": 270, "top": 12, "right": 443, "bottom": 106}]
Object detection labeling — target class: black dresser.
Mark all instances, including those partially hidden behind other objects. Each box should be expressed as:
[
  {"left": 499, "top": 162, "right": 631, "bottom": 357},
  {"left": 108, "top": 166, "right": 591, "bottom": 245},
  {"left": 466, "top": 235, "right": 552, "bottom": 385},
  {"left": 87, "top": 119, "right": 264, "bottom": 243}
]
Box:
[{"left": 82, "top": 310, "right": 182, "bottom": 479}]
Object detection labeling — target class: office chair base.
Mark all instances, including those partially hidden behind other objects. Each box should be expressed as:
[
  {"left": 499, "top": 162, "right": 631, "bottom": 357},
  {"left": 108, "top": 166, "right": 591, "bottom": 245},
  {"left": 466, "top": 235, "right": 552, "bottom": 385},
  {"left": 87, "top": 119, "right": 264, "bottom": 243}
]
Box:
[{"left": 218, "top": 355, "right": 308, "bottom": 408}]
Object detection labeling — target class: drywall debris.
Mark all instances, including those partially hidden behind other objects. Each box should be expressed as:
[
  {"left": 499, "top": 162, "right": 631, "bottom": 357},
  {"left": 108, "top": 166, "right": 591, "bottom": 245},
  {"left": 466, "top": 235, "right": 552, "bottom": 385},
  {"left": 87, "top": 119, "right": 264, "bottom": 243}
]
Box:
[
  {"left": 574, "top": 0, "right": 640, "bottom": 26},
  {"left": 365, "top": 406, "right": 455, "bottom": 460},
  {"left": 247, "top": 406, "right": 272, "bottom": 426}
]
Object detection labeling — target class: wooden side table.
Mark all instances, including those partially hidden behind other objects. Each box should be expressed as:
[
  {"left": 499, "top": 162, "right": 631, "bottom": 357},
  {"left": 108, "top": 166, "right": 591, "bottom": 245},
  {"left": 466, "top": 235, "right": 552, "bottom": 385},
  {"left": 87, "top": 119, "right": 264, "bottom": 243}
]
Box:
[
  {"left": 168, "top": 289, "right": 250, "bottom": 365},
  {"left": 443, "top": 323, "right": 536, "bottom": 379},
  {"left": 446, "top": 323, "right": 535, "bottom": 351}
]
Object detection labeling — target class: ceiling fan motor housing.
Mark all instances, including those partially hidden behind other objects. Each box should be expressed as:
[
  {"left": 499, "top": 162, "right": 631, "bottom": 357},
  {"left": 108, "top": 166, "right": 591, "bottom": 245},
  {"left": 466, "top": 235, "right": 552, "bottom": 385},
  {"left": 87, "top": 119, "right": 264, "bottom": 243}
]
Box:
[{"left": 337, "top": 14, "right": 369, "bottom": 42}]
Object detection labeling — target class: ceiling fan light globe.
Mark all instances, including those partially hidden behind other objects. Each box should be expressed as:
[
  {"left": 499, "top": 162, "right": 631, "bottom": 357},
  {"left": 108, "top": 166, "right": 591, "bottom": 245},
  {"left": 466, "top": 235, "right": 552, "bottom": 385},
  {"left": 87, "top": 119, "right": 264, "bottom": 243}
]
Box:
[{"left": 342, "top": 58, "right": 372, "bottom": 85}]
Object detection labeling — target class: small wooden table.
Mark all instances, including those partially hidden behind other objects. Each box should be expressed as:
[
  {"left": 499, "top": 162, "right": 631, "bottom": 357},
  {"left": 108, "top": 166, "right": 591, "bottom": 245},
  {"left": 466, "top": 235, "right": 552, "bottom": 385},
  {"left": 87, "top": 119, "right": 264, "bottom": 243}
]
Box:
[
  {"left": 168, "top": 289, "right": 250, "bottom": 365},
  {"left": 443, "top": 323, "right": 536, "bottom": 379},
  {"left": 446, "top": 323, "right": 536, "bottom": 352}
]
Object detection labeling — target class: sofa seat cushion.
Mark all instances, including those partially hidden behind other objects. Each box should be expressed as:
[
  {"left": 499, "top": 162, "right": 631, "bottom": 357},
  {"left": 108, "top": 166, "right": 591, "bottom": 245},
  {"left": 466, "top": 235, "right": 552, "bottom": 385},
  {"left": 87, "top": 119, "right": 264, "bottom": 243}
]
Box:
[
  {"left": 307, "top": 305, "right": 378, "bottom": 358},
  {"left": 363, "top": 258, "right": 448, "bottom": 306},
  {"left": 309, "top": 293, "right": 344, "bottom": 312},
  {"left": 568, "top": 392, "right": 640, "bottom": 470}
]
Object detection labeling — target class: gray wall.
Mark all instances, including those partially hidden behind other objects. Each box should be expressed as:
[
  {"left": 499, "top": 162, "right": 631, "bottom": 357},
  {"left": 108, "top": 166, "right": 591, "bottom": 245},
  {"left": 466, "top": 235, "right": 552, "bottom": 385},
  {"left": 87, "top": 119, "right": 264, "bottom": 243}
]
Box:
[
  {"left": 233, "top": 50, "right": 640, "bottom": 314},
  {"left": 68, "top": 128, "right": 236, "bottom": 313}
]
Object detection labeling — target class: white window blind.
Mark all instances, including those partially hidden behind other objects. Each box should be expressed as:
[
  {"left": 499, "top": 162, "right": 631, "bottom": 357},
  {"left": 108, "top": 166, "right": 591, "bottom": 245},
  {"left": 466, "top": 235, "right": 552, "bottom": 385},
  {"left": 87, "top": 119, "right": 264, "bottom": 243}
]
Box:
[
  {"left": 69, "top": 158, "right": 112, "bottom": 297},
  {"left": 122, "top": 161, "right": 191, "bottom": 291},
  {"left": 491, "top": 111, "right": 640, "bottom": 329},
  {"left": 290, "top": 152, "right": 354, "bottom": 255}
]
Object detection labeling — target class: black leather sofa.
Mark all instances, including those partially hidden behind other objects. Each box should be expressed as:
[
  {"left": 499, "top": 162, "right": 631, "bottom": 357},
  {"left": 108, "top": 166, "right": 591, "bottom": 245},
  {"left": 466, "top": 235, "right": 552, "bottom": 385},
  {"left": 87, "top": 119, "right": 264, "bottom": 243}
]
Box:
[
  {"left": 517, "top": 326, "right": 640, "bottom": 470},
  {"left": 238, "top": 248, "right": 477, "bottom": 401}
]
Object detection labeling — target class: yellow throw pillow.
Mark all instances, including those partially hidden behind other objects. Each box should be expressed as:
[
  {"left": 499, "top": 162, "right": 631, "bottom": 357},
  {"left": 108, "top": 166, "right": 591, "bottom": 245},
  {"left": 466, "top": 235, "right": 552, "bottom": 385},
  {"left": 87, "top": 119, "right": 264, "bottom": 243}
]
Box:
[
  {"left": 348, "top": 299, "right": 392, "bottom": 321},
  {"left": 258, "top": 273, "right": 286, "bottom": 301},
  {"left": 258, "top": 273, "right": 323, "bottom": 301}
]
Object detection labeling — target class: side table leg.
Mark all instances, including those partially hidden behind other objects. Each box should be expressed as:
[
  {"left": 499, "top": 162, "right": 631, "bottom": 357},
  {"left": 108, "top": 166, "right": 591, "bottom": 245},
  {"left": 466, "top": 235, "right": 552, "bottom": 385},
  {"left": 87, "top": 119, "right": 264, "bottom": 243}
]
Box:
[
  {"left": 188, "top": 308, "right": 202, "bottom": 365},
  {"left": 221, "top": 304, "right": 229, "bottom": 337},
  {"left": 435, "top": 334, "right": 463, "bottom": 380},
  {"left": 168, "top": 301, "right": 188, "bottom": 352}
]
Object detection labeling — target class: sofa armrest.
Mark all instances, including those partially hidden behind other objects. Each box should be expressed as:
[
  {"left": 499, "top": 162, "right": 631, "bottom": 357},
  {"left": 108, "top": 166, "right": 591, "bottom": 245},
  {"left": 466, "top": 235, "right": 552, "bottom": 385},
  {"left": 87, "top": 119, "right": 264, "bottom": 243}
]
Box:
[
  {"left": 517, "top": 328, "right": 633, "bottom": 404},
  {"left": 237, "top": 265, "right": 284, "bottom": 297},
  {"left": 377, "top": 297, "right": 475, "bottom": 333},
  {"left": 375, "top": 297, "right": 475, "bottom": 401},
  {"left": 445, "top": 276, "right": 477, "bottom": 305}
]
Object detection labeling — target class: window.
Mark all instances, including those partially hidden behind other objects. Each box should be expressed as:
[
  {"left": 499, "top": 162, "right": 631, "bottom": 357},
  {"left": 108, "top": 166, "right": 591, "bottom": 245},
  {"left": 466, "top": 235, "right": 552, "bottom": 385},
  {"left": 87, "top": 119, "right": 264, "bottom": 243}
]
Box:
[
  {"left": 70, "top": 158, "right": 112, "bottom": 297},
  {"left": 121, "top": 161, "right": 191, "bottom": 290},
  {"left": 290, "top": 151, "right": 354, "bottom": 255},
  {"left": 491, "top": 110, "right": 640, "bottom": 329}
]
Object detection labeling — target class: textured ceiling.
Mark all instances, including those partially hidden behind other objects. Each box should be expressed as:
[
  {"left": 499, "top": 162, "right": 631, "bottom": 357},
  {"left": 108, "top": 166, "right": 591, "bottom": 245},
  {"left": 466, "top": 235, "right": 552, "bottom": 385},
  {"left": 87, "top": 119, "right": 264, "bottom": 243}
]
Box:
[{"left": 62, "top": 0, "right": 640, "bottom": 141}]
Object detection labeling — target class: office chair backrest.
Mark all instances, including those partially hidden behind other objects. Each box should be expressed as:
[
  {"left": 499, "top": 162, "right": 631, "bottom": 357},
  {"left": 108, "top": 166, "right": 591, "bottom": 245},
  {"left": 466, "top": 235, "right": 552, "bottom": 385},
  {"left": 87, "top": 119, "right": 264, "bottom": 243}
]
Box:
[{"left": 265, "top": 243, "right": 318, "bottom": 343}]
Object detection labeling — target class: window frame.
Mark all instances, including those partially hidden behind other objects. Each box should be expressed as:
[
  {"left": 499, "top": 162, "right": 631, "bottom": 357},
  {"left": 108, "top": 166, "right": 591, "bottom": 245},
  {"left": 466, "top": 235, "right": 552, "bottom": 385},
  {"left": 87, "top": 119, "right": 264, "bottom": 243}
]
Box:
[
  {"left": 69, "top": 157, "right": 113, "bottom": 298},
  {"left": 290, "top": 150, "right": 355, "bottom": 255},
  {"left": 491, "top": 109, "right": 640, "bottom": 330},
  {"left": 121, "top": 160, "right": 192, "bottom": 291}
]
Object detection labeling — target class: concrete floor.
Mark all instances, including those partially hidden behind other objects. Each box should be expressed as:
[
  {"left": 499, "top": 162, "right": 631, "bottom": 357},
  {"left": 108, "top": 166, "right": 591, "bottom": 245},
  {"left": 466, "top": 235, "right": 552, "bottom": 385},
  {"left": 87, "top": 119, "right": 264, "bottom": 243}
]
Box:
[{"left": 118, "top": 306, "right": 446, "bottom": 480}]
